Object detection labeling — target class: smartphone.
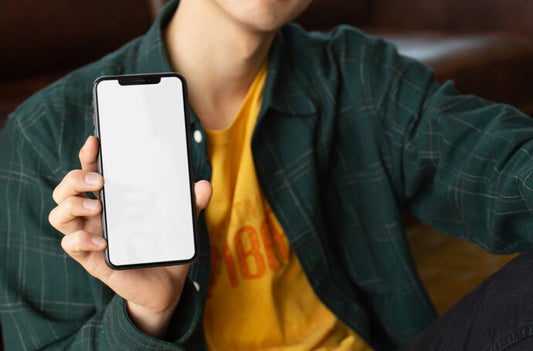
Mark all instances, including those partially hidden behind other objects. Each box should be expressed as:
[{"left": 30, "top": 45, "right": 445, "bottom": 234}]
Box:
[{"left": 92, "top": 73, "right": 197, "bottom": 269}]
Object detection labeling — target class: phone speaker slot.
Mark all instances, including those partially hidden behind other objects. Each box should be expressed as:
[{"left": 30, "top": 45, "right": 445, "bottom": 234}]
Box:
[{"left": 118, "top": 76, "right": 161, "bottom": 85}]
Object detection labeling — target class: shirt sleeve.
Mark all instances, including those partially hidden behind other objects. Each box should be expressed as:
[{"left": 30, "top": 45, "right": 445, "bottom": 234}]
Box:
[
  {"left": 0, "top": 108, "right": 204, "bottom": 350},
  {"left": 364, "top": 37, "right": 533, "bottom": 254}
]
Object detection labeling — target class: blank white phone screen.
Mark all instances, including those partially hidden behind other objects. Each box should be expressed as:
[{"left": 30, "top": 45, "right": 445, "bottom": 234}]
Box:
[{"left": 96, "top": 77, "right": 195, "bottom": 267}]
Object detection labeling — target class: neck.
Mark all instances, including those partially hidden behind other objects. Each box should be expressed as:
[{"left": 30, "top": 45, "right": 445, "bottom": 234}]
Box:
[{"left": 165, "top": 0, "right": 276, "bottom": 130}]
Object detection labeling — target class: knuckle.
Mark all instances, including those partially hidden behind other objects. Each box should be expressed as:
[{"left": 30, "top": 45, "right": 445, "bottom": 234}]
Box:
[
  {"left": 63, "top": 196, "right": 77, "bottom": 212},
  {"left": 60, "top": 237, "right": 68, "bottom": 251},
  {"left": 48, "top": 207, "right": 58, "bottom": 227},
  {"left": 63, "top": 231, "right": 86, "bottom": 253},
  {"left": 66, "top": 169, "right": 81, "bottom": 180},
  {"left": 67, "top": 169, "right": 84, "bottom": 187},
  {"left": 52, "top": 187, "right": 60, "bottom": 204},
  {"left": 70, "top": 233, "right": 83, "bottom": 248},
  {"left": 61, "top": 235, "right": 74, "bottom": 253}
]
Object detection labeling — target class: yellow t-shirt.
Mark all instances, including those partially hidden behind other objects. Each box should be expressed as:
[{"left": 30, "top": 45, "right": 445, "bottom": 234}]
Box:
[{"left": 203, "top": 62, "right": 372, "bottom": 351}]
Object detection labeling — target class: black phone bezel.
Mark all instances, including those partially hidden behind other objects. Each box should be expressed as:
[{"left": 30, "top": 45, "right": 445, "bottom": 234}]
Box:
[{"left": 92, "top": 73, "right": 199, "bottom": 270}]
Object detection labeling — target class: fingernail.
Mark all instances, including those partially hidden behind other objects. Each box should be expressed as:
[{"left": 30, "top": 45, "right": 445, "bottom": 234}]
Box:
[
  {"left": 91, "top": 236, "right": 106, "bottom": 247},
  {"left": 83, "top": 199, "right": 99, "bottom": 210},
  {"left": 85, "top": 173, "right": 100, "bottom": 185}
]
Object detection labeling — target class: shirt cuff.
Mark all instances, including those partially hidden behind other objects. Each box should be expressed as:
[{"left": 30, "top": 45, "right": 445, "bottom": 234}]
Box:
[{"left": 102, "top": 278, "right": 203, "bottom": 350}]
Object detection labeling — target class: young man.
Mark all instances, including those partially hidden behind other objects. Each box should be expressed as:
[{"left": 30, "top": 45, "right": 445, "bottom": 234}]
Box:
[{"left": 2, "top": 0, "right": 533, "bottom": 349}]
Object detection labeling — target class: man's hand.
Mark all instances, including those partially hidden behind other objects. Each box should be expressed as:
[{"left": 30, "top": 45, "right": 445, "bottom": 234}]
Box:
[{"left": 48, "top": 136, "right": 212, "bottom": 338}]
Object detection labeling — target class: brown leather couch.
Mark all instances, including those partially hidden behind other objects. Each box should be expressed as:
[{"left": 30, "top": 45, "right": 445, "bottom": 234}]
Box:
[
  {"left": 0, "top": 0, "right": 157, "bottom": 130},
  {"left": 296, "top": 0, "right": 533, "bottom": 115},
  {"left": 1, "top": 0, "right": 532, "bottom": 348}
]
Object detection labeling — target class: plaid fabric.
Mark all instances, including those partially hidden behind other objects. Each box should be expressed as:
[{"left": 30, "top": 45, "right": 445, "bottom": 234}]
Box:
[{"left": 2, "top": 0, "right": 533, "bottom": 350}]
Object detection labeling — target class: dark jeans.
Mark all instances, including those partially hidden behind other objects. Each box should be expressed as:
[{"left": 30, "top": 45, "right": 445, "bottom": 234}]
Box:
[{"left": 400, "top": 249, "right": 533, "bottom": 350}]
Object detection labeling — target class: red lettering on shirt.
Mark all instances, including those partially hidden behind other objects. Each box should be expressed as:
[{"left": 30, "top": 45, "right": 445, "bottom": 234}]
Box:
[
  {"left": 207, "top": 214, "right": 291, "bottom": 294},
  {"left": 224, "top": 243, "right": 239, "bottom": 287},
  {"left": 234, "top": 226, "right": 266, "bottom": 280}
]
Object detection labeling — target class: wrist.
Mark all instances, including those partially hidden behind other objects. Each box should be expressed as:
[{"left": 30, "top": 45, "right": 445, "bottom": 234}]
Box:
[{"left": 126, "top": 300, "right": 178, "bottom": 339}]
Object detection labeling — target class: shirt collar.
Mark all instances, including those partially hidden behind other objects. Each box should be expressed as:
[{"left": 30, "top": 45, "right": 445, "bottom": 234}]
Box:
[
  {"left": 137, "top": 0, "right": 316, "bottom": 119},
  {"left": 135, "top": 0, "right": 177, "bottom": 74},
  {"left": 263, "top": 28, "right": 317, "bottom": 117}
]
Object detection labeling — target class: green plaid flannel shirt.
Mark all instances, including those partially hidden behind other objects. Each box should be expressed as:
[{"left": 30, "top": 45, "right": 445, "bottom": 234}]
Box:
[{"left": 2, "top": 1, "right": 533, "bottom": 350}]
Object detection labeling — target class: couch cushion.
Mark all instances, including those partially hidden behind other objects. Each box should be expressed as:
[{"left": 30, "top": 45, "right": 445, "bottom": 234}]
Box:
[{"left": 372, "top": 0, "right": 533, "bottom": 39}]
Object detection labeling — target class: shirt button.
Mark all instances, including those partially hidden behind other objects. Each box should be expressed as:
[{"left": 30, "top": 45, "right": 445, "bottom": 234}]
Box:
[
  {"left": 193, "top": 281, "right": 201, "bottom": 292},
  {"left": 193, "top": 130, "right": 203, "bottom": 144}
]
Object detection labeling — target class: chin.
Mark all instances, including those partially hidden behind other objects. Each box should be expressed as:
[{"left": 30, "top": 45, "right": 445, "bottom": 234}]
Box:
[
  {"left": 244, "top": 17, "right": 292, "bottom": 33},
  {"left": 230, "top": 0, "right": 312, "bottom": 32}
]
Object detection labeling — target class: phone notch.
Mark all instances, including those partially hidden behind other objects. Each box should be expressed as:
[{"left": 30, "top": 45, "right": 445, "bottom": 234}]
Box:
[{"left": 118, "top": 75, "right": 161, "bottom": 86}]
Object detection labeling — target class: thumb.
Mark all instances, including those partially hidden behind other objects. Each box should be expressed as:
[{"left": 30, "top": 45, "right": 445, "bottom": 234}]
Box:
[
  {"left": 79, "top": 136, "right": 99, "bottom": 172},
  {"left": 194, "top": 180, "right": 212, "bottom": 214}
]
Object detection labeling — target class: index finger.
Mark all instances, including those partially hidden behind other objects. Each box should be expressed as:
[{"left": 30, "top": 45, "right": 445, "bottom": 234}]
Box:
[{"left": 52, "top": 170, "right": 103, "bottom": 204}]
